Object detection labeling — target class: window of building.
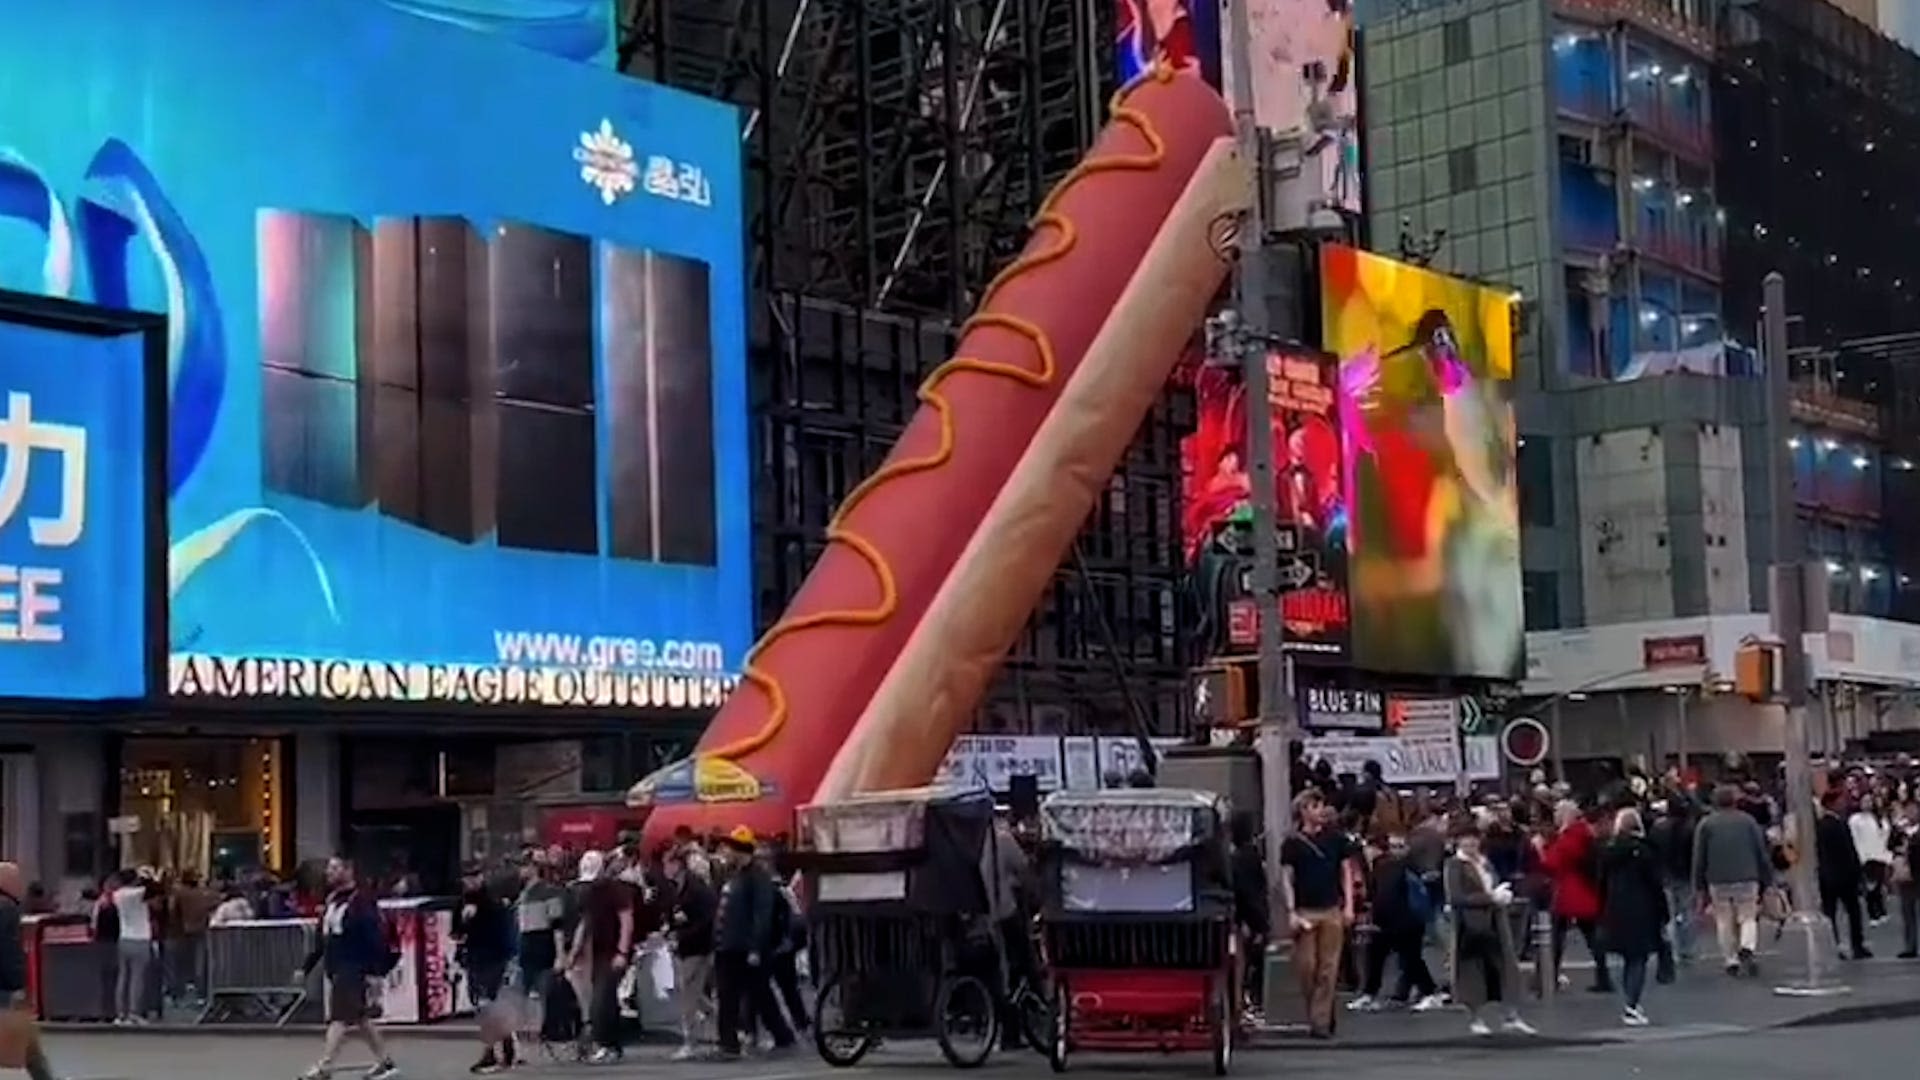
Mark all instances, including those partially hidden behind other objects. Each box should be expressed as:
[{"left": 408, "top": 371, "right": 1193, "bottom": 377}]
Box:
[
  {"left": 118, "top": 737, "right": 287, "bottom": 880},
  {"left": 1448, "top": 146, "right": 1479, "bottom": 193},
  {"left": 1443, "top": 17, "right": 1473, "bottom": 65},
  {"left": 1523, "top": 571, "right": 1561, "bottom": 630},
  {"left": 1518, "top": 437, "right": 1555, "bottom": 526}
]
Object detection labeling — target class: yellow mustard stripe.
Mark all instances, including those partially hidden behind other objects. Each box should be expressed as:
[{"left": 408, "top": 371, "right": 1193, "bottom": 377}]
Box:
[{"left": 704, "top": 62, "right": 1178, "bottom": 765}]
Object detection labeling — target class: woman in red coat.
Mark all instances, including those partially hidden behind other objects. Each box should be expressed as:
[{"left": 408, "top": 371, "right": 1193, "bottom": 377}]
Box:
[{"left": 1539, "top": 802, "right": 1615, "bottom": 993}]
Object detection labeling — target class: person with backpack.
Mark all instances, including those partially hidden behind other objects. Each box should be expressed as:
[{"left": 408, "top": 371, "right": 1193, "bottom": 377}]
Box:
[
  {"left": 1350, "top": 832, "right": 1443, "bottom": 1012},
  {"left": 295, "top": 857, "right": 400, "bottom": 1080}
]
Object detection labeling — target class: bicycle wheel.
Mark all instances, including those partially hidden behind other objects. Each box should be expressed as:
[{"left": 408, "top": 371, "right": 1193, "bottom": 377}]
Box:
[
  {"left": 813, "top": 973, "right": 877, "bottom": 1068},
  {"left": 1047, "top": 981, "right": 1068, "bottom": 1074},
  {"left": 934, "top": 973, "right": 998, "bottom": 1069},
  {"left": 1016, "top": 981, "right": 1055, "bottom": 1057}
]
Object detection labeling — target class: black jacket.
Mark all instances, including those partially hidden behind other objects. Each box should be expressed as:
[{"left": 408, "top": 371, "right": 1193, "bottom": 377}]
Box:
[
  {"left": 1598, "top": 836, "right": 1669, "bottom": 959},
  {"left": 1816, "top": 812, "right": 1864, "bottom": 891},
  {"left": 1230, "top": 842, "right": 1270, "bottom": 938},
  {"left": 454, "top": 886, "right": 516, "bottom": 971},
  {"left": 0, "top": 896, "right": 26, "bottom": 995},
  {"left": 671, "top": 875, "right": 717, "bottom": 958},
  {"left": 715, "top": 862, "right": 776, "bottom": 956},
  {"left": 1649, "top": 811, "right": 1696, "bottom": 883},
  {"left": 1365, "top": 853, "right": 1424, "bottom": 934}
]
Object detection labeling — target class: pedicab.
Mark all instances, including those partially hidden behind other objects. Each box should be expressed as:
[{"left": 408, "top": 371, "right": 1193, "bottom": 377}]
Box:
[
  {"left": 794, "top": 785, "right": 1025, "bottom": 1069},
  {"left": 1035, "top": 787, "right": 1237, "bottom": 1075}
]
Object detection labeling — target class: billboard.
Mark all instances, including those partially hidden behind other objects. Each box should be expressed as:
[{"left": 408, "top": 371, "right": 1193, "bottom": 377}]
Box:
[
  {"left": 380, "top": 1, "right": 619, "bottom": 67},
  {"left": 1181, "top": 349, "right": 1351, "bottom": 659},
  {"left": 1115, "top": 1, "right": 1224, "bottom": 88},
  {"left": 0, "top": 295, "right": 165, "bottom": 702},
  {"left": 0, "top": 0, "right": 751, "bottom": 709},
  {"left": 1320, "top": 244, "right": 1522, "bottom": 680},
  {"left": 1220, "top": 0, "right": 1361, "bottom": 216}
]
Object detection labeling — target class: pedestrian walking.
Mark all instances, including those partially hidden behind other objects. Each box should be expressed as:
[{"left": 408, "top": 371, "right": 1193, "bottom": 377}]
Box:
[
  {"left": 1228, "top": 812, "right": 1271, "bottom": 1021},
  {"left": 712, "top": 827, "right": 793, "bottom": 1059},
  {"left": 1649, "top": 797, "right": 1698, "bottom": 963},
  {"left": 454, "top": 862, "right": 519, "bottom": 1074},
  {"left": 1541, "top": 801, "right": 1613, "bottom": 993},
  {"left": 666, "top": 849, "right": 717, "bottom": 1060},
  {"left": 1816, "top": 793, "right": 1871, "bottom": 959},
  {"left": 0, "top": 862, "right": 57, "bottom": 1080},
  {"left": 110, "top": 868, "right": 159, "bottom": 1024},
  {"left": 566, "top": 850, "right": 635, "bottom": 1064},
  {"left": 1692, "top": 784, "right": 1772, "bottom": 976},
  {"left": 1891, "top": 804, "right": 1919, "bottom": 959},
  {"left": 1849, "top": 794, "right": 1894, "bottom": 925},
  {"left": 1443, "top": 823, "right": 1534, "bottom": 1037},
  {"left": 1279, "top": 794, "right": 1356, "bottom": 1040},
  {"left": 295, "top": 857, "right": 400, "bottom": 1080},
  {"left": 1349, "top": 832, "right": 1443, "bottom": 1013},
  {"left": 1599, "top": 808, "right": 1668, "bottom": 1027}
]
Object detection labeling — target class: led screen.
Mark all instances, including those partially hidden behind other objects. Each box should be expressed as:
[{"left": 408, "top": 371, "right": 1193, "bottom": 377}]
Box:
[{"left": 1320, "top": 244, "right": 1522, "bottom": 679}]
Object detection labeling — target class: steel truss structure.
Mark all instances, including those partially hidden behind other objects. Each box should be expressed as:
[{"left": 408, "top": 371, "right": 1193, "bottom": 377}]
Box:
[{"left": 618, "top": 0, "right": 1199, "bottom": 734}]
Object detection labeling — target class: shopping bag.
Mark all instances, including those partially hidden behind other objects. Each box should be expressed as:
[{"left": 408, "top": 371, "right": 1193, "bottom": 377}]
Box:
[
  {"left": 647, "top": 942, "right": 675, "bottom": 1001},
  {"left": 0, "top": 1006, "right": 39, "bottom": 1069}
]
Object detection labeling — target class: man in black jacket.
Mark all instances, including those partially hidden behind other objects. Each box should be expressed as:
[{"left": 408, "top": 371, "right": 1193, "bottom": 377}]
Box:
[
  {"left": 668, "top": 850, "right": 718, "bottom": 1060},
  {"left": 1352, "top": 834, "right": 1440, "bottom": 1010},
  {"left": 0, "top": 863, "right": 56, "bottom": 1080},
  {"left": 712, "top": 828, "right": 792, "bottom": 1058},
  {"left": 1229, "top": 813, "right": 1270, "bottom": 1017},
  {"left": 1816, "top": 793, "right": 1870, "bottom": 959},
  {"left": 455, "top": 863, "right": 518, "bottom": 1074}
]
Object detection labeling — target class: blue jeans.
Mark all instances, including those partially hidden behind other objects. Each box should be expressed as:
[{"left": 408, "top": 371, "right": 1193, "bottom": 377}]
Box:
[{"left": 1664, "top": 882, "right": 1697, "bottom": 960}]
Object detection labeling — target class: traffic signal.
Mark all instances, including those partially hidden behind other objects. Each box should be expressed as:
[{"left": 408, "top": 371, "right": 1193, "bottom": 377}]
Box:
[
  {"left": 1192, "top": 661, "right": 1252, "bottom": 727},
  {"left": 1734, "top": 640, "right": 1779, "bottom": 702}
]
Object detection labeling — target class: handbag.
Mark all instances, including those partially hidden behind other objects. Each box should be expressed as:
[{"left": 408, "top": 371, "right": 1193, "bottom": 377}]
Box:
[{"left": 1655, "top": 937, "right": 1677, "bottom": 984}]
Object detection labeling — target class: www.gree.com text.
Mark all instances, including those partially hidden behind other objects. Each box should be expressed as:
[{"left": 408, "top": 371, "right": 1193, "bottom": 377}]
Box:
[{"left": 491, "top": 630, "right": 726, "bottom": 672}]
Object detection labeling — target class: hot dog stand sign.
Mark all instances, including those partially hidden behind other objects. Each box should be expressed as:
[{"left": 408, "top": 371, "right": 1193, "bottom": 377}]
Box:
[{"left": 629, "top": 755, "right": 770, "bottom": 805}]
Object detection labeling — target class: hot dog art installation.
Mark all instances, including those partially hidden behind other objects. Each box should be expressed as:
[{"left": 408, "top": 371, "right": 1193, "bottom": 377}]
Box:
[{"left": 635, "top": 63, "right": 1249, "bottom": 842}]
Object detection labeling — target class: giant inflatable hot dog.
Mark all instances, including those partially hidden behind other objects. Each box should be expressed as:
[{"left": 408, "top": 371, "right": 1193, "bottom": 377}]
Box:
[{"left": 633, "top": 64, "right": 1249, "bottom": 842}]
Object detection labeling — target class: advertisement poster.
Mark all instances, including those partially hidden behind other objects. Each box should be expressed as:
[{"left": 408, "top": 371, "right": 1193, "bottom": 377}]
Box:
[
  {"left": 376, "top": 903, "right": 423, "bottom": 1024},
  {"left": 938, "top": 736, "right": 1067, "bottom": 793},
  {"left": 0, "top": 308, "right": 156, "bottom": 700},
  {"left": 1320, "top": 244, "right": 1523, "bottom": 680},
  {"left": 1302, "top": 731, "right": 1500, "bottom": 786},
  {"left": 0, "top": 1, "right": 752, "bottom": 709},
  {"left": 1218, "top": 0, "right": 1361, "bottom": 216},
  {"left": 1182, "top": 350, "right": 1351, "bottom": 660},
  {"left": 1115, "top": 1, "right": 1223, "bottom": 88}
]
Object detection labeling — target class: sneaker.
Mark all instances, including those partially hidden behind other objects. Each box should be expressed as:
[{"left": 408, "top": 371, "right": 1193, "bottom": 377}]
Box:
[
  {"left": 1345, "top": 994, "right": 1379, "bottom": 1012},
  {"left": 1724, "top": 960, "right": 1742, "bottom": 977},
  {"left": 1622, "top": 1006, "right": 1650, "bottom": 1028},
  {"left": 298, "top": 1069, "right": 330, "bottom": 1080},
  {"left": 1739, "top": 948, "right": 1759, "bottom": 977},
  {"left": 671, "top": 1045, "right": 699, "bottom": 1062},
  {"left": 1555, "top": 973, "right": 1571, "bottom": 989},
  {"left": 367, "top": 1064, "right": 402, "bottom": 1080},
  {"left": 469, "top": 1060, "right": 502, "bottom": 1076},
  {"left": 587, "top": 1048, "right": 621, "bottom": 1065},
  {"left": 1411, "top": 993, "right": 1449, "bottom": 1013},
  {"left": 1468, "top": 1018, "right": 1492, "bottom": 1037},
  {"left": 1502, "top": 1017, "right": 1538, "bottom": 1036},
  {"left": 1898, "top": 950, "right": 1918, "bottom": 959}
]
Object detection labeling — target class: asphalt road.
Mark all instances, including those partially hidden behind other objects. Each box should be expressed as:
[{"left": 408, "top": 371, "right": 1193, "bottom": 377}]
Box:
[{"left": 33, "top": 1020, "right": 1913, "bottom": 1080}]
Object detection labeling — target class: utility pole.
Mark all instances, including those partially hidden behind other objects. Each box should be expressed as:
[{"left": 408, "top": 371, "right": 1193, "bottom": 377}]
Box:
[{"left": 1763, "top": 270, "right": 1845, "bottom": 996}]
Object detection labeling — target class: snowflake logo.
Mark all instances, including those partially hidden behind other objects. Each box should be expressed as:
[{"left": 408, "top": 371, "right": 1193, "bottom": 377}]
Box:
[{"left": 573, "top": 119, "right": 637, "bottom": 206}]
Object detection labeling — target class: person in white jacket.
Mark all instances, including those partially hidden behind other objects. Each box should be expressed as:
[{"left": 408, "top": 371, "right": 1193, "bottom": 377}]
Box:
[{"left": 1850, "top": 794, "right": 1895, "bottom": 925}]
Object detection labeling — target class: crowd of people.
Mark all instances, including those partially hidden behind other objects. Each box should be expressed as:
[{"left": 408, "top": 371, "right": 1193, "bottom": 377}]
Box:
[{"left": 1239, "top": 753, "right": 1920, "bottom": 1039}]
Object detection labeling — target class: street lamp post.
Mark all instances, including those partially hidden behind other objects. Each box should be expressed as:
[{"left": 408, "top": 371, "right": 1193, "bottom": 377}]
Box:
[{"left": 1763, "top": 271, "right": 1846, "bottom": 997}]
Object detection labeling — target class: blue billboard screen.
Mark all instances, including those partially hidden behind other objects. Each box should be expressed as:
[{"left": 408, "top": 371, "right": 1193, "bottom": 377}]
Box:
[
  {"left": 379, "top": 0, "right": 620, "bottom": 67},
  {"left": 0, "top": 0, "right": 751, "bottom": 708},
  {"left": 0, "top": 316, "right": 149, "bottom": 700}
]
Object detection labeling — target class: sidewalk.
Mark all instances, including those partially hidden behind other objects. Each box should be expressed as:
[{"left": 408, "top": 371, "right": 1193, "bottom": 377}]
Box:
[{"left": 1254, "top": 920, "right": 1920, "bottom": 1050}]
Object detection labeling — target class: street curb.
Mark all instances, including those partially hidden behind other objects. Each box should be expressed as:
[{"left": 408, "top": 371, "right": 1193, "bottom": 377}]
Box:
[
  {"left": 1775, "top": 996, "right": 1920, "bottom": 1029},
  {"left": 39, "top": 1022, "right": 679, "bottom": 1045}
]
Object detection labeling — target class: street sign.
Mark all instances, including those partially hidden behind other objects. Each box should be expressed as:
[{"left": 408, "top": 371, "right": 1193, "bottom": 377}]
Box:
[
  {"left": 1279, "top": 554, "right": 1317, "bottom": 589},
  {"left": 1458, "top": 695, "right": 1485, "bottom": 734},
  {"left": 1500, "top": 717, "right": 1550, "bottom": 767}
]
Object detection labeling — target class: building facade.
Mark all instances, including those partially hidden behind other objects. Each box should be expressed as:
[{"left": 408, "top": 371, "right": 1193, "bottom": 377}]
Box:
[{"left": 1359, "top": 0, "right": 1920, "bottom": 766}]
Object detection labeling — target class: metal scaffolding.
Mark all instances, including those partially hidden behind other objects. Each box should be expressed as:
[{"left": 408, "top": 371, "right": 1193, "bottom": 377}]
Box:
[{"left": 618, "top": 0, "right": 1199, "bottom": 735}]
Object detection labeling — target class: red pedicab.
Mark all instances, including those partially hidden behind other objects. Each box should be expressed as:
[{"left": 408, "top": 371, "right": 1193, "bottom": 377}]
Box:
[{"left": 1037, "top": 788, "right": 1236, "bottom": 1075}]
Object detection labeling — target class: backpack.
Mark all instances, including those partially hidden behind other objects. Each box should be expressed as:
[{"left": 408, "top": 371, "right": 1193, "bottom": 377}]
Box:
[{"left": 1403, "top": 869, "right": 1434, "bottom": 925}]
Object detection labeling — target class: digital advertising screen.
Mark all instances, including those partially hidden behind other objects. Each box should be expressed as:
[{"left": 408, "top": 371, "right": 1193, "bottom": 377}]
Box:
[
  {"left": 0, "top": 296, "right": 163, "bottom": 702},
  {"left": 1319, "top": 244, "right": 1522, "bottom": 680},
  {"left": 1180, "top": 348, "right": 1351, "bottom": 661},
  {"left": 0, "top": 0, "right": 751, "bottom": 709},
  {"left": 1220, "top": 0, "right": 1361, "bottom": 217},
  {"left": 1115, "top": 0, "right": 1223, "bottom": 89},
  {"left": 379, "top": 0, "right": 619, "bottom": 67}
]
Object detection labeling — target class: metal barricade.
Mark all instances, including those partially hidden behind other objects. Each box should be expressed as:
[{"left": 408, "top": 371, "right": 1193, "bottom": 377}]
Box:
[{"left": 199, "top": 919, "right": 320, "bottom": 1026}]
